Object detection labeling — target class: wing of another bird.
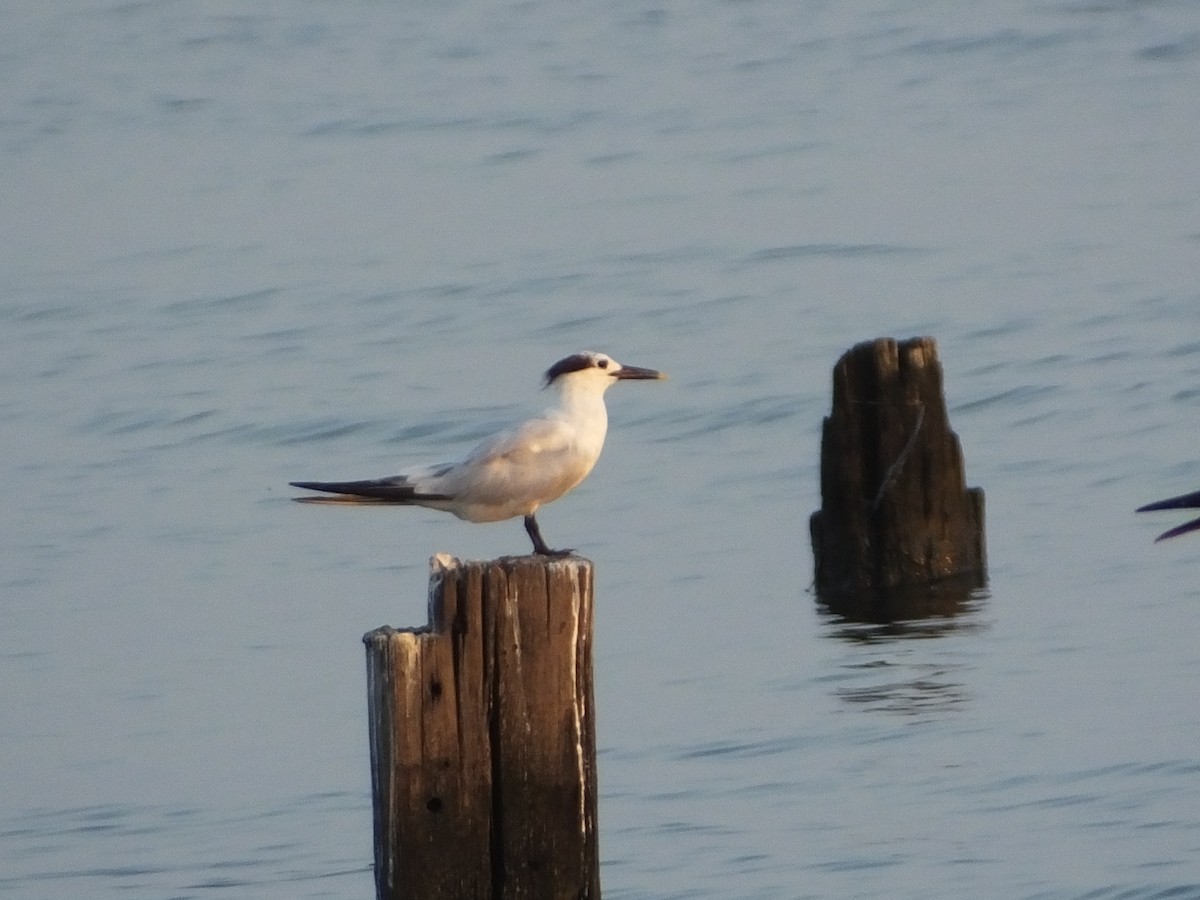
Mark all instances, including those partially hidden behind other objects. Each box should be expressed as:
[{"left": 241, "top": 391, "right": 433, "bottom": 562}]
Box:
[
  {"left": 289, "top": 474, "right": 452, "bottom": 504},
  {"left": 1138, "top": 489, "right": 1200, "bottom": 513},
  {"left": 1137, "top": 489, "right": 1200, "bottom": 541},
  {"left": 1151, "top": 517, "right": 1200, "bottom": 541}
]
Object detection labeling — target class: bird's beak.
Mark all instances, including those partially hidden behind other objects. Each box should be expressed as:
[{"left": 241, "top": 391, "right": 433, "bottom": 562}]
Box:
[{"left": 614, "top": 364, "right": 667, "bottom": 381}]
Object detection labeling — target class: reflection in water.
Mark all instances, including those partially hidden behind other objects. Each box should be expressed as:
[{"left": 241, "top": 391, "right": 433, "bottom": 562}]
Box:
[
  {"left": 815, "top": 575, "right": 989, "bottom": 637},
  {"left": 833, "top": 660, "right": 970, "bottom": 718},
  {"left": 814, "top": 579, "right": 988, "bottom": 716}
]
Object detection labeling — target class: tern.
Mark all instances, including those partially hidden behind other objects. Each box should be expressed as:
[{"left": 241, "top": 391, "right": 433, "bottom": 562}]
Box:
[
  {"left": 1137, "top": 489, "right": 1200, "bottom": 542},
  {"left": 290, "top": 351, "right": 666, "bottom": 556}
]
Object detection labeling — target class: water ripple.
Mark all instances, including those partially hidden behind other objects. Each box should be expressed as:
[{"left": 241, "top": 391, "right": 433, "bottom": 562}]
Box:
[
  {"left": 954, "top": 383, "right": 1060, "bottom": 413},
  {"left": 741, "top": 243, "right": 930, "bottom": 265},
  {"left": 902, "top": 28, "right": 1078, "bottom": 58},
  {"left": 674, "top": 735, "right": 811, "bottom": 761},
  {"left": 653, "top": 394, "right": 802, "bottom": 441}
]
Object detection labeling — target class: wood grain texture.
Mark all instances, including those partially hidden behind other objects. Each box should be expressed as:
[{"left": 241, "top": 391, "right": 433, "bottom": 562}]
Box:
[
  {"left": 811, "top": 337, "right": 986, "bottom": 599},
  {"left": 365, "top": 555, "right": 599, "bottom": 900}
]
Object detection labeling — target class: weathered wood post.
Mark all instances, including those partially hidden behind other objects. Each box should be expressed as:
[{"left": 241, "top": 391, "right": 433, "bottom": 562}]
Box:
[
  {"left": 364, "top": 553, "right": 599, "bottom": 900},
  {"left": 810, "top": 337, "right": 986, "bottom": 600}
]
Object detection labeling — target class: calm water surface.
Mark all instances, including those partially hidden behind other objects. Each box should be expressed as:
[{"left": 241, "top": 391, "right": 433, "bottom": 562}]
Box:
[{"left": 3, "top": 1, "right": 1200, "bottom": 898}]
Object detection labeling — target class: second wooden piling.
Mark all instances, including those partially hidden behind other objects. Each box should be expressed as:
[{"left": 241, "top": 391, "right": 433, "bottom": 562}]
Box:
[
  {"left": 810, "top": 336, "right": 986, "bottom": 598},
  {"left": 364, "top": 554, "right": 599, "bottom": 900}
]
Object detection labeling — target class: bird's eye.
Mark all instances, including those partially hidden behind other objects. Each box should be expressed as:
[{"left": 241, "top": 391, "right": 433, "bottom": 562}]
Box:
[{"left": 597, "top": 359, "right": 608, "bottom": 369}]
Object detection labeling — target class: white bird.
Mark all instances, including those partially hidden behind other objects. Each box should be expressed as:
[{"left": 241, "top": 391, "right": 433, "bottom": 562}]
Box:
[
  {"left": 290, "top": 351, "right": 666, "bottom": 555},
  {"left": 1137, "top": 488, "right": 1200, "bottom": 542}
]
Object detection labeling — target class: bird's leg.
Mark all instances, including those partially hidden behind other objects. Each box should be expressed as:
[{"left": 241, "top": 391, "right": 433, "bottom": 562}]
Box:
[{"left": 524, "top": 514, "right": 574, "bottom": 557}]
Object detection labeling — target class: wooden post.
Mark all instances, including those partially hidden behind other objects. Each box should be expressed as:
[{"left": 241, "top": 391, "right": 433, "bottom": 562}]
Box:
[
  {"left": 810, "top": 337, "right": 986, "bottom": 600},
  {"left": 364, "top": 554, "right": 600, "bottom": 900}
]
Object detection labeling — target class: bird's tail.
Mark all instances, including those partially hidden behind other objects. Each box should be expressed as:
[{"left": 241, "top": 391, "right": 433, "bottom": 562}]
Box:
[{"left": 289, "top": 478, "right": 450, "bottom": 505}]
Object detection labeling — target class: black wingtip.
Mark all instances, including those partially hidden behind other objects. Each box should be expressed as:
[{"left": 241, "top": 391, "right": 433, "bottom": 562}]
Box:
[
  {"left": 288, "top": 477, "right": 453, "bottom": 504},
  {"left": 1137, "top": 488, "right": 1200, "bottom": 513},
  {"left": 1153, "top": 517, "right": 1200, "bottom": 542}
]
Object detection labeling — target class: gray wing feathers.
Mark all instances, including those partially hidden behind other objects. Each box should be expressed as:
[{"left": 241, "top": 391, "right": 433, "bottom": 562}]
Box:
[
  {"left": 442, "top": 418, "right": 596, "bottom": 514},
  {"left": 290, "top": 415, "right": 599, "bottom": 518}
]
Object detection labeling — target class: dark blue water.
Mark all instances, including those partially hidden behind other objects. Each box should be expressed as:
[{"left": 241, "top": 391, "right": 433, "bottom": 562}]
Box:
[{"left": 3, "top": 1, "right": 1200, "bottom": 897}]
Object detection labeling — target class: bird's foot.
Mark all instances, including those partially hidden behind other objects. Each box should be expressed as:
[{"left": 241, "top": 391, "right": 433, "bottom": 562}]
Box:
[
  {"left": 524, "top": 514, "right": 575, "bottom": 558},
  {"left": 534, "top": 546, "right": 576, "bottom": 558}
]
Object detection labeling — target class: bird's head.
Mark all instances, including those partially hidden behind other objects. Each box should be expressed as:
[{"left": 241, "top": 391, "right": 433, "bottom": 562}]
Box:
[{"left": 543, "top": 351, "right": 667, "bottom": 392}]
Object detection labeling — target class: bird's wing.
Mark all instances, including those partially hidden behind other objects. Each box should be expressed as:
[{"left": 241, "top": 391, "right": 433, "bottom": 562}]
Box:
[
  {"left": 289, "top": 473, "right": 452, "bottom": 504},
  {"left": 1153, "top": 517, "right": 1200, "bottom": 542},
  {"left": 445, "top": 417, "right": 595, "bottom": 513},
  {"left": 1137, "top": 489, "right": 1200, "bottom": 513},
  {"left": 1137, "top": 489, "right": 1200, "bottom": 541},
  {"left": 464, "top": 416, "right": 575, "bottom": 465}
]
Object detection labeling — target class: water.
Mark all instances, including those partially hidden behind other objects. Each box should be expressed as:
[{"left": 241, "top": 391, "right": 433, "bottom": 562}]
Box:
[{"left": 3, "top": 0, "right": 1200, "bottom": 897}]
